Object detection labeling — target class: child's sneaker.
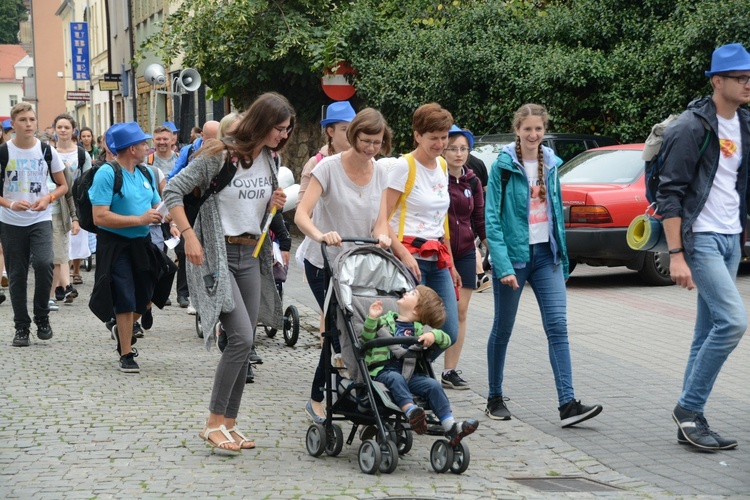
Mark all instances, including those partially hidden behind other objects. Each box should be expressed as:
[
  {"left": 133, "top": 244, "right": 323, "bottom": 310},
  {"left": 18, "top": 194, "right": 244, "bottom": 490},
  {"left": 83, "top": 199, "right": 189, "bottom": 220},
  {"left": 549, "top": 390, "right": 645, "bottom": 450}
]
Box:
[
  {"left": 406, "top": 406, "right": 427, "bottom": 434},
  {"left": 63, "top": 284, "right": 78, "bottom": 304},
  {"left": 445, "top": 419, "right": 479, "bottom": 446}
]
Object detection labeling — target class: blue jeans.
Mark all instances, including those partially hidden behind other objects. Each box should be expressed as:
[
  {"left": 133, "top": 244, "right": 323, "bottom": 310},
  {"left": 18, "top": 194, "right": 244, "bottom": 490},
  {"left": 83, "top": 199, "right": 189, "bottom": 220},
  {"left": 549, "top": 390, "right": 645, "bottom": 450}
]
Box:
[
  {"left": 486, "top": 243, "right": 574, "bottom": 406},
  {"left": 417, "top": 259, "right": 458, "bottom": 359},
  {"left": 679, "top": 232, "right": 746, "bottom": 413},
  {"left": 375, "top": 368, "right": 451, "bottom": 419}
]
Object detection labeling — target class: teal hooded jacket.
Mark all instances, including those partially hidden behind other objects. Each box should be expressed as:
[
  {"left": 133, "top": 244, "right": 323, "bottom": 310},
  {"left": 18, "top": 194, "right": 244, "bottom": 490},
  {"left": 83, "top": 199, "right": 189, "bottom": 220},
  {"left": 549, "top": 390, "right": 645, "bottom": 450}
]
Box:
[{"left": 484, "top": 144, "right": 569, "bottom": 280}]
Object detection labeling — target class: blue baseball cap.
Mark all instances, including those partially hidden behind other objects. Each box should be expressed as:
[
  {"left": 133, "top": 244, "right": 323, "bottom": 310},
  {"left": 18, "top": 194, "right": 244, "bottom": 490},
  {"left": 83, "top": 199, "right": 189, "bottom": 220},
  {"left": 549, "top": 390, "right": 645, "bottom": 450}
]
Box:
[
  {"left": 320, "top": 101, "right": 356, "bottom": 127},
  {"left": 2, "top": 119, "right": 12, "bottom": 131},
  {"left": 162, "top": 120, "right": 179, "bottom": 133},
  {"left": 107, "top": 122, "right": 151, "bottom": 153},
  {"left": 705, "top": 43, "right": 750, "bottom": 77},
  {"left": 448, "top": 124, "right": 474, "bottom": 149}
]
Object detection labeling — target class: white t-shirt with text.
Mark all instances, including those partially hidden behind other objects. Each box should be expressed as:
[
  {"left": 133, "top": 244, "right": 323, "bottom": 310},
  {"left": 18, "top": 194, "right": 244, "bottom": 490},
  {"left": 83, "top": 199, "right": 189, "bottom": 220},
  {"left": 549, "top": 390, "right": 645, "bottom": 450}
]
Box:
[
  {"left": 0, "top": 139, "right": 64, "bottom": 226},
  {"left": 216, "top": 154, "right": 273, "bottom": 237}
]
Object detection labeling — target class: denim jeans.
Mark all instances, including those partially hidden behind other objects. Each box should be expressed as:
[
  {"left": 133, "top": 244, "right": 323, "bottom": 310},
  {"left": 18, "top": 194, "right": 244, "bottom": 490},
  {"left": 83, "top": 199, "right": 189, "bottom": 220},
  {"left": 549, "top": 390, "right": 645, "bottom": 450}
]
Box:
[
  {"left": 416, "top": 259, "right": 458, "bottom": 359},
  {"left": 679, "top": 232, "right": 747, "bottom": 413},
  {"left": 0, "top": 221, "right": 54, "bottom": 329},
  {"left": 375, "top": 368, "right": 452, "bottom": 419},
  {"left": 486, "top": 242, "right": 574, "bottom": 406}
]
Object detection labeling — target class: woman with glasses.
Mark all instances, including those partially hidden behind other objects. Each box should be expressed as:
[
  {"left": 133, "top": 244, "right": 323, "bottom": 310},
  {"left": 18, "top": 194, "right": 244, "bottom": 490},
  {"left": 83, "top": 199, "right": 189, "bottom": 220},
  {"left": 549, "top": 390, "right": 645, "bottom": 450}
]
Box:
[
  {"left": 439, "top": 125, "right": 487, "bottom": 390},
  {"left": 295, "top": 108, "right": 393, "bottom": 423},
  {"left": 385, "top": 103, "right": 459, "bottom": 358},
  {"left": 163, "top": 92, "right": 292, "bottom": 453},
  {"left": 484, "top": 103, "right": 602, "bottom": 426}
]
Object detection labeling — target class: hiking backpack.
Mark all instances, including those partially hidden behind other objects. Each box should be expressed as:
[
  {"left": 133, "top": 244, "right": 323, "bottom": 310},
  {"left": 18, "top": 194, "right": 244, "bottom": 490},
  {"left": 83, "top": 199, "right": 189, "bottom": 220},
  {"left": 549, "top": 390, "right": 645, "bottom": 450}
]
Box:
[
  {"left": 73, "top": 161, "right": 157, "bottom": 233},
  {"left": 643, "top": 114, "right": 711, "bottom": 208}
]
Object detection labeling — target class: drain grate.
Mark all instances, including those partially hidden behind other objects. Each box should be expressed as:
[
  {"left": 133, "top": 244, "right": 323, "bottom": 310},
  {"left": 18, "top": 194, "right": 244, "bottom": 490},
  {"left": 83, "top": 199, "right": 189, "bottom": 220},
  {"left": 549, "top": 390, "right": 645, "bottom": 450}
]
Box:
[{"left": 510, "top": 476, "right": 622, "bottom": 492}]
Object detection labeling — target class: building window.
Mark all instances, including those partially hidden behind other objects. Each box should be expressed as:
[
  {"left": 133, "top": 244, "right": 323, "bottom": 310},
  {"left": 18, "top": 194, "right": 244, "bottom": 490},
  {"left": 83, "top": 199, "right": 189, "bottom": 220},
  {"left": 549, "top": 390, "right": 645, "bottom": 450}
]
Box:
[{"left": 9, "top": 95, "right": 18, "bottom": 107}]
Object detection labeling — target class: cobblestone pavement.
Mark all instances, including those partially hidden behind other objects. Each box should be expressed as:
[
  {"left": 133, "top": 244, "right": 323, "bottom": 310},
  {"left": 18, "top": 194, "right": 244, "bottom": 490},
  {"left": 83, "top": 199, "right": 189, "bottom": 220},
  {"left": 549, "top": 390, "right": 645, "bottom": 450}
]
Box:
[{"left": 1, "top": 239, "right": 748, "bottom": 498}]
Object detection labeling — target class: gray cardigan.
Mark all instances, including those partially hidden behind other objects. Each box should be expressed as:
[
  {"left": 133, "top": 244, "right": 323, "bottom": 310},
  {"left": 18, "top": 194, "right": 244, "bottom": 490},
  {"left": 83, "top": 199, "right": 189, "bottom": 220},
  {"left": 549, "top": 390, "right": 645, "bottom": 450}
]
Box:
[{"left": 162, "top": 148, "right": 283, "bottom": 350}]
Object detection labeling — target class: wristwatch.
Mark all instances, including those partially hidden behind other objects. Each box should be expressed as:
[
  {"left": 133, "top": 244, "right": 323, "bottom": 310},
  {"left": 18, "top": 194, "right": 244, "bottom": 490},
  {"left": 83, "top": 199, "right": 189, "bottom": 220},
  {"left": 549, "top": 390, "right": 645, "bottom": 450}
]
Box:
[{"left": 668, "top": 248, "right": 684, "bottom": 254}]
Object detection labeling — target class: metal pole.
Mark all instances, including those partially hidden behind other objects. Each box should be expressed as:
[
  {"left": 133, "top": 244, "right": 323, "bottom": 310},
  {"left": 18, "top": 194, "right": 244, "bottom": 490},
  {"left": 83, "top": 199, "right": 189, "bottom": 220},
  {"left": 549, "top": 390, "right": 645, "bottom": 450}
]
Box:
[{"left": 87, "top": 0, "right": 93, "bottom": 132}]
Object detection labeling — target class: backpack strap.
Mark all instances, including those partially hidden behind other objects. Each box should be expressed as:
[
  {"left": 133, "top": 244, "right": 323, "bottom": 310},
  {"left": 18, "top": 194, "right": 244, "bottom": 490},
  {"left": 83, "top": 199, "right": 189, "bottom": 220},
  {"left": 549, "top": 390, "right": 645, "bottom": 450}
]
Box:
[
  {"left": 389, "top": 153, "right": 450, "bottom": 241},
  {"left": 499, "top": 168, "right": 511, "bottom": 217},
  {"left": 40, "top": 142, "right": 59, "bottom": 186},
  {"left": 77, "top": 146, "right": 86, "bottom": 170},
  {"left": 0, "top": 143, "right": 7, "bottom": 193}
]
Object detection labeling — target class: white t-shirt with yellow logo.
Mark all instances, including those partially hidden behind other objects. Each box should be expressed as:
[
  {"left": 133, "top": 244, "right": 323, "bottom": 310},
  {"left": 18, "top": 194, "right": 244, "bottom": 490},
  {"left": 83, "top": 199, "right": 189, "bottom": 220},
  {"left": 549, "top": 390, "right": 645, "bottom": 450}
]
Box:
[{"left": 693, "top": 114, "right": 743, "bottom": 234}]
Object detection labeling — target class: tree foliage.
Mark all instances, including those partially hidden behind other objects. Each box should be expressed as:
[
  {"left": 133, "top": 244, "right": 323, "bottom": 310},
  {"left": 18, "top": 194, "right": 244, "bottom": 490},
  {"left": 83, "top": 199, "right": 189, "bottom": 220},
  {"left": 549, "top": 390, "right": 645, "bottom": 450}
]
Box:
[
  {"left": 0, "top": 0, "right": 26, "bottom": 44},
  {"left": 143, "top": 0, "right": 750, "bottom": 149},
  {"left": 139, "top": 0, "right": 334, "bottom": 119}
]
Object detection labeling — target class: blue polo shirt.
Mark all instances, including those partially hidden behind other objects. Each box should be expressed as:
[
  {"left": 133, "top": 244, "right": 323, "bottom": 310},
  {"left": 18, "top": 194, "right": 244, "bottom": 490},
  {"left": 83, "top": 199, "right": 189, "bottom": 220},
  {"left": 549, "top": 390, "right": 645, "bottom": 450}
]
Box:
[{"left": 89, "top": 164, "right": 161, "bottom": 238}]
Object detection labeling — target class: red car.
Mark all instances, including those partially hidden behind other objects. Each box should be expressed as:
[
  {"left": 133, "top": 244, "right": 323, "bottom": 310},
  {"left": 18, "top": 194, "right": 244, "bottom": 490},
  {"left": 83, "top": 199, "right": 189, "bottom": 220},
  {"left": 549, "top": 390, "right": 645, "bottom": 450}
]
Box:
[
  {"left": 560, "top": 144, "right": 674, "bottom": 285},
  {"left": 560, "top": 144, "right": 750, "bottom": 285}
]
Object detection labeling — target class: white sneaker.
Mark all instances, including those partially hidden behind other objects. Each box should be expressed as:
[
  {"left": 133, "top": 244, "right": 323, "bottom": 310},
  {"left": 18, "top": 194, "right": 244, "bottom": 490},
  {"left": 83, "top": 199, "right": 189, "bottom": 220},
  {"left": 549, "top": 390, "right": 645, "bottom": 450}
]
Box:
[
  {"left": 48, "top": 299, "right": 59, "bottom": 312},
  {"left": 187, "top": 305, "right": 196, "bottom": 315}
]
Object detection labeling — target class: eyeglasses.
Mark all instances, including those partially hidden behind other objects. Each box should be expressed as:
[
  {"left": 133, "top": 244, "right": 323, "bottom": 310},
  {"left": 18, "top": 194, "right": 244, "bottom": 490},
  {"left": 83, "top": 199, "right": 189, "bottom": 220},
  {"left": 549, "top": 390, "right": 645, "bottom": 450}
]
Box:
[
  {"left": 357, "top": 137, "right": 383, "bottom": 148},
  {"left": 724, "top": 75, "right": 750, "bottom": 85},
  {"left": 444, "top": 147, "right": 470, "bottom": 153},
  {"left": 273, "top": 124, "right": 294, "bottom": 136}
]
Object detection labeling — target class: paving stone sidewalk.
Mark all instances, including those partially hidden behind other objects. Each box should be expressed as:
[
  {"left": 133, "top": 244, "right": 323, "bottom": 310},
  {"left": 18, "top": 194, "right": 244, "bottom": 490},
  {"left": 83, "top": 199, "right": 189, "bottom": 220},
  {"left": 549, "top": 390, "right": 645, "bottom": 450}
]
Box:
[{"left": 0, "top": 243, "right": 747, "bottom": 498}]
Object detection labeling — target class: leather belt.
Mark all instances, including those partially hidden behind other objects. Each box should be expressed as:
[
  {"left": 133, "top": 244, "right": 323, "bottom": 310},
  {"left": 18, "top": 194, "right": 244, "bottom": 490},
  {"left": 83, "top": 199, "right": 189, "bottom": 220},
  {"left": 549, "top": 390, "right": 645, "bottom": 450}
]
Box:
[{"left": 225, "top": 234, "right": 259, "bottom": 245}]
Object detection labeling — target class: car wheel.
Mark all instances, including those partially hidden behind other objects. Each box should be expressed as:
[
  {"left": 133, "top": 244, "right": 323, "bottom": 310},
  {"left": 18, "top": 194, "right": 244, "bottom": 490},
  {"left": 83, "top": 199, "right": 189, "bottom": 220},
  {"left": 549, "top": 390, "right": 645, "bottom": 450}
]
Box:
[
  {"left": 638, "top": 251, "right": 674, "bottom": 286},
  {"left": 567, "top": 260, "right": 577, "bottom": 275}
]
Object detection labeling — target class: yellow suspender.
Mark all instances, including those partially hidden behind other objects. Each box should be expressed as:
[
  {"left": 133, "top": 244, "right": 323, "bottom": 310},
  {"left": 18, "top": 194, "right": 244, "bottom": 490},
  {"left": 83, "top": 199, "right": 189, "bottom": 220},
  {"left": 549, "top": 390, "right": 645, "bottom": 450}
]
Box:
[{"left": 388, "top": 153, "right": 449, "bottom": 241}]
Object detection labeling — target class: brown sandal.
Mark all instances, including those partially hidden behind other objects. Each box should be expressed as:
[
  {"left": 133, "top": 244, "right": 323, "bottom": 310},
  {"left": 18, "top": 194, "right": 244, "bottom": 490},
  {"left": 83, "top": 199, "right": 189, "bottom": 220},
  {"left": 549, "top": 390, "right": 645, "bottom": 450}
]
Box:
[{"left": 71, "top": 274, "right": 83, "bottom": 285}]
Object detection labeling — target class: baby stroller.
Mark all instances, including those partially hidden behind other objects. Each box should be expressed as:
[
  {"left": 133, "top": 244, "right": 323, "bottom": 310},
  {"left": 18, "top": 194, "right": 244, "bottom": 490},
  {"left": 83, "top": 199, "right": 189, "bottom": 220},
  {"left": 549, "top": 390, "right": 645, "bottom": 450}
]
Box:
[{"left": 304, "top": 238, "right": 471, "bottom": 475}]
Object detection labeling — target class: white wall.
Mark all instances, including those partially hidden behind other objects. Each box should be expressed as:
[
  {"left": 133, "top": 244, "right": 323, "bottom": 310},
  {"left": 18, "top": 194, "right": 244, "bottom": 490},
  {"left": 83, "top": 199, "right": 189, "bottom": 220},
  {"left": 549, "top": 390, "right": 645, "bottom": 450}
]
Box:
[{"left": 0, "top": 83, "right": 24, "bottom": 117}]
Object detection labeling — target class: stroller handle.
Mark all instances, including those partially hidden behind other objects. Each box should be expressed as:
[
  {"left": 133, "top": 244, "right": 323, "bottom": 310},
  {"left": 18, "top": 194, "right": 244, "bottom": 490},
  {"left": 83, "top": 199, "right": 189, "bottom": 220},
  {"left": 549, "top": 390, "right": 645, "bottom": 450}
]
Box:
[
  {"left": 360, "top": 336, "right": 422, "bottom": 354},
  {"left": 320, "top": 237, "right": 380, "bottom": 275}
]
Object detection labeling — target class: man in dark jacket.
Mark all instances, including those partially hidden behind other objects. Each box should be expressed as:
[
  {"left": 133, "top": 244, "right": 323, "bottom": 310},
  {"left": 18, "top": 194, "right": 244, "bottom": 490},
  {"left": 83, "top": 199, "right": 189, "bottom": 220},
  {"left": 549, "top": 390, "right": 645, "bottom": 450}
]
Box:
[
  {"left": 658, "top": 43, "right": 750, "bottom": 451},
  {"left": 89, "top": 123, "right": 172, "bottom": 373}
]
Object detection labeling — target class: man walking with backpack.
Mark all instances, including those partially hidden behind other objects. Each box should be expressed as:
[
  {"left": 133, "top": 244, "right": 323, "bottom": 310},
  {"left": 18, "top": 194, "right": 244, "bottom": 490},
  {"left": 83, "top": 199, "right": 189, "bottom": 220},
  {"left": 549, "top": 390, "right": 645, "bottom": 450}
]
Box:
[
  {"left": 0, "top": 103, "right": 68, "bottom": 347},
  {"left": 659, "top": 43, "right": 750, "bottom": 451},
  {"left": 87, "top": 123, "right": 174, "bottom": 373}
]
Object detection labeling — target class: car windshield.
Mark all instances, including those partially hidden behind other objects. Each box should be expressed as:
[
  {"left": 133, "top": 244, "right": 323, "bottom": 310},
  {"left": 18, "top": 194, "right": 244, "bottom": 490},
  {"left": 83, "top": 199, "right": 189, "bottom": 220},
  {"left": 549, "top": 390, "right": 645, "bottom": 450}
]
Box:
[
  {"left": 559, "top": 149, "right": 643, "bottom": 184},
  {"left": 471, "top": 142, "right": 512, "bottom": 168}
]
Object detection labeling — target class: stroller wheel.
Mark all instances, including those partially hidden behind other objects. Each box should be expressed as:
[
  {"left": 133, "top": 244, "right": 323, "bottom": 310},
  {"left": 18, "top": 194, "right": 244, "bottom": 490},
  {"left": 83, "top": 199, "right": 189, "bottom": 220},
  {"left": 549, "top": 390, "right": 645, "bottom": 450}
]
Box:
[
  {"left": 84, "top": 254, "right": 93, "bottom": 272},
  {"left": 430, "top": 439, "right": 454, "bottom": 474},
  {"left": 283, "top": 305, "right": 299, "bottom": 347},
  {"left": 305, "top": 423, "right": 326, "bottom": 457},
  {"left": 378, "top": 439, "right": 399, "bottom": 474},
  {"left": 357, "top": 439, "right": 381, "bottom": 474},
  {"left": 324, "top": 424, "right": 344, "bottom": 457},
  {"left": 265, "top": 325, "right": 277, "bottom": 338},
  {"left": 449, "top": 441, "right": 471, "bottom": 474},
  {"left": 393, "top": 423, "right": 413, "bottom": 455},
  {"left": 195, "top": 313, "right": 204, "bottom": 339}
]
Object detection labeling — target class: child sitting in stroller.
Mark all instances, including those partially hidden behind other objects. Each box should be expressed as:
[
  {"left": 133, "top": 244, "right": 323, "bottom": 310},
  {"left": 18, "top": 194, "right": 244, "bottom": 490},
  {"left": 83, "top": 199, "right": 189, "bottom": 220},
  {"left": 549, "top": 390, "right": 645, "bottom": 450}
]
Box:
[{"left": 363, "top": 285, "right": 479, "bottom": 446}]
